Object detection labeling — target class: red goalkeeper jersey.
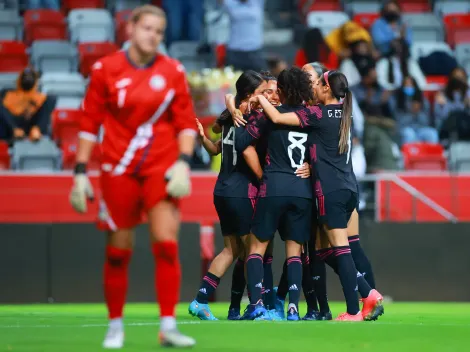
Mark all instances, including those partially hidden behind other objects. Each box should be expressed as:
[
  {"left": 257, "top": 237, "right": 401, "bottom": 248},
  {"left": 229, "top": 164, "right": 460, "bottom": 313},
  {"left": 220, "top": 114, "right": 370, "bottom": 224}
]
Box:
[{"left": 79, "top": 50, "right": 197, "bottom": 176}]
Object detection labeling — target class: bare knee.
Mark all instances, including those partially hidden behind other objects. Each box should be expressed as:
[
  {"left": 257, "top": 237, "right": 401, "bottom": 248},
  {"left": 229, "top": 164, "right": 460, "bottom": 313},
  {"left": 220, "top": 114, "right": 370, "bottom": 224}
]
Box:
[
  {"left": 148, "top": 200, "right": 180, "bottom": 243},
  {"left": 107, "top": 229, "right": 134, "bottom": 249}
]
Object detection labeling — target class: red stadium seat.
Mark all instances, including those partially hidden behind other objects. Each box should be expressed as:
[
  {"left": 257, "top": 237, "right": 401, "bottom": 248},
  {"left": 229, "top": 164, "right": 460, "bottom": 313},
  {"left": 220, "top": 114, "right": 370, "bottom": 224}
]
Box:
[
  {"left": 215, "top": 44, "right": 226, "bottom": 68},
  {"left": 396, "top": 0, "right": 431, "bottom": 13},
  {"left": 426, "top": 75, "right": 448, "bottom": 87},
  {"left": 78, "top": 42, "right": 119, "bottom": 77},
  {"left": 353, "top": 13, "right": 380, "bottom": 31},
  {"left": 152, "top": 0, "right": 163, "bottom": 7},
  {"left": 24, "top": 10, "right": 67, "bottom": 45},
  {"left": 0, "top": 141, "right": 10, "bottom": 170},
  {"left": 298, "top": 0, "right": 341, "bottom": 19},
  {"left": 0, "top": 41, "right": 28, "bottom": 73},
  {"left": 52, "top": 109, "right": 81, "bottom": 144},
  {"left": 443, "top": 14, "right": 470, "bottom": 47},
  {"left": 62, "top": 0, "right": 105, "bottom": 13},
  {"left": 62, "top": 142, "right": 101, "bottom": 170},
  {"left": 402, "top": 143, "right": 447, "bottom": 171},
  {"left": 454, "top": 29, "right": 470, "bottom": 45},
  {"left": 115, "top": 10, "right": 132, "bottom": 46}
]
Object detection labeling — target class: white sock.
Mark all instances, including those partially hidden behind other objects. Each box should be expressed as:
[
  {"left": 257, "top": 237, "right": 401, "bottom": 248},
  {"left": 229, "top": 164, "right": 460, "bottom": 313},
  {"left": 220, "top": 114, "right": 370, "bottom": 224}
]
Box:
[
  {"left": 288, "top": 303, "right": 298, "bottom": 312},
  {"left": 109, "top": 318, "right": 123, "bottom": 330},
  {"left": 160, "top": 316, "right": 176, "bottom": 332}
]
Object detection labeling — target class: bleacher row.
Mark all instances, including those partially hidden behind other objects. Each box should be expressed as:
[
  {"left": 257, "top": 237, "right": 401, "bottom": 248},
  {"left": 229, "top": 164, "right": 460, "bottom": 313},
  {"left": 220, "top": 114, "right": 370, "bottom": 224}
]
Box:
[{"left": 0, "top": 0, "right": 470, "bottom": 172}]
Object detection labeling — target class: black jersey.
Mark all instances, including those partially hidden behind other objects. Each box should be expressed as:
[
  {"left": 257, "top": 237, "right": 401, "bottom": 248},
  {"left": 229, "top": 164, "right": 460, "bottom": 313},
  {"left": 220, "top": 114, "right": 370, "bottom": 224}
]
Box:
[
  {"left": 235, "top": 105, "right": 312, "bottom": 199},
  {"left": 213, "top": 116, "right": 260, "bottom": 198},
  {"left": 295, "top": 104, "right": 358, "bottom": 196}
]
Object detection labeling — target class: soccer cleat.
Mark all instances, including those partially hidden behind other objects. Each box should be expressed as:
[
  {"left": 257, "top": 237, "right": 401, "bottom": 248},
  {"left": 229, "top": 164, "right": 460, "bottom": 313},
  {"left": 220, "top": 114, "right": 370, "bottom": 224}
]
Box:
[
  {"left": 286, "top": 304, "right": 300, "bottom": 321},
  {"left": 102, "top": 325, "right": 124, "bottom": 349},
  {"left": 319, "top": 311, "right": 333, "bottom": 321},
  {"left": 273, "top": 288, "right": 285, "bottom": 320},
  {"left": 255, "top": 309, "right": 284, "bottom": 321},
  {"left": 335, "top": 312, "right": 364, "bottom": 321},
  {"left": 361, "top": 289, "right": 384, "bottom": 321},
  {"left": 188, "top": 300, "right": 218, "bottom": 321},
  {"left": 227, "top": 307, "right": 242, "bottom": 320},
  {"left": 241, "top": 300, "right": 267, "bottom": 320},
  {"left": 159, "top": 329, "right": 196, "bottom": 348},
  {"left": 302, "top": 310, "right": 322, "bottom": 321}
]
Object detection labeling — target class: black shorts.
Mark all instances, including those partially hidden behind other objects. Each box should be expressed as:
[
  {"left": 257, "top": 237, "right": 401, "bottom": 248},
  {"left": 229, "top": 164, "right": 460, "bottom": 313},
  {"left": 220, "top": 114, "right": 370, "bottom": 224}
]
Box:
[
  {"left": 317, "top": 190, "right": 357, "bottom": 229},
  {"left": 251, "top": 196, "right": 312, "bottom": 243},
  {"left": 214, "top": 195, "right": 254, "bottom": 236}
]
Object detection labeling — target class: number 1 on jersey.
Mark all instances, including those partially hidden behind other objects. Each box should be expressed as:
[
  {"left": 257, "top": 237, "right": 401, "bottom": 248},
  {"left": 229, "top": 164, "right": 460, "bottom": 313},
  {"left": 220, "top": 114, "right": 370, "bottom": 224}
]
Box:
[{"left": 222, "top": 126, "right": 237, "bottom": 166}]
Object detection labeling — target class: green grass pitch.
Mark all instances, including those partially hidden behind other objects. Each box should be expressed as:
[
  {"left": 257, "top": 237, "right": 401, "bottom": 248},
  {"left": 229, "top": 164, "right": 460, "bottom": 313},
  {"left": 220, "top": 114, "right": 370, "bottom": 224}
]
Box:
[{"left": 1, "top": 302, "right": 469, "bottom": 351}]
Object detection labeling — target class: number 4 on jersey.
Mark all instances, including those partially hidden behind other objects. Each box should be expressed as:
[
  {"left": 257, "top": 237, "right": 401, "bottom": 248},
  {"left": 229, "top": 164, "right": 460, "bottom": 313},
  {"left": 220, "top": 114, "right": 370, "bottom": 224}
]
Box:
[{"left": 222, "top": 126, "right": 237, "bottom": 166}]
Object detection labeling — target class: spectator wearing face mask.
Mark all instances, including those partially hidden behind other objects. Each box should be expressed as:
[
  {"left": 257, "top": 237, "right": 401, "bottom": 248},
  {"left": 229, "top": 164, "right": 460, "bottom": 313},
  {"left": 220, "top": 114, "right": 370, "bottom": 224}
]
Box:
[
  {"left": 339, "top": 40, "right": 376, "bottom": 87},
  {"left": 371, "top": 0, "right": 412, "bottom": 56},
  {"left": 390, "top": 76, "right": 438, "bottom": 144},
  {"left": 0, "top": 67, "right": 56, "bottom": 142},
  {"left": 376, "top": 39, "right": 427, "bottom": 91},
  {"left": 434, "top": 67, "right": 470, "bottom": 131}
]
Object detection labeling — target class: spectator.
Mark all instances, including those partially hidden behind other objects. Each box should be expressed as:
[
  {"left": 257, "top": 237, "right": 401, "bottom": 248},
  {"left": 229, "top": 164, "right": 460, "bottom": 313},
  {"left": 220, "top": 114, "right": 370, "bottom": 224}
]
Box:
[
  {"left": 326, "top": 21, "right": 375, "bottom": 61},
  {"left": 222, "top": 0, "right": 267, "bottom": 72},
  {"left": 434, "top": 67, "right": 470, "bottom": 130},
  {"left": 376, "top": 39, "right": 427, "bottom": 91},
  {"left": 163, "top": 0, "right": 204, "bottom": 47},
  {"left": 295, "top": 28, "right": 338, "bottom": 69},
  {"left": 0, "top": 68, "right": 56, "bottom": 142},
  {"left": 266, "top": 56, "right": 287, "bottom": 78},
  {"left": 390, "top": 76, "right": 438, "bottom": 144},
  {"left": 26, "top": 0, "right": 59, "bottom": 10},
  {"left": 339, "top": 40, "right": 376, "bottom": 87},
  {"left": 371, "top": 0, "right": 412, "bottom": 56}
]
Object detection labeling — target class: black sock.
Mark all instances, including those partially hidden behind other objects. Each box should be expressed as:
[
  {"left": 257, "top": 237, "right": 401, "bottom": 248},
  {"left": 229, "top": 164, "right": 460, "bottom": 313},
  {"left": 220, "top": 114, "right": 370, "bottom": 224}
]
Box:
[
  {"left": 349, "top": 235, "right": 376, "bottom": 289},
  {"left": 301, "top": 253, "right": 318, "bottom": 312},
  {"left": 287, "top": 256, "right": 302, "bottom": 308},
  {"left": 229, "top": 258, "right": 246, "bottom": 310},
  {"left": 357, "top": 271, "right": 372, "bottom": 298},
  {"left": 334, "top": 246, "right": 360, "bottom": 315},
  {"left": 246, "top": 254, "right": 263, "bottom": 305},
  {"left": 195, "top": 272, "right": 220, "bottom": 304},
  {"left": 263, "top": 255, "right": 275, "bottom": 309},
  {"left": 277, "top": 259, "right": 288, "bottom": 300},
  {"left": 312, "top": 250, "right": 330, "bottom": 313},
  {"left": 321, "top": 248, "right": 338, "bottom": 274}
]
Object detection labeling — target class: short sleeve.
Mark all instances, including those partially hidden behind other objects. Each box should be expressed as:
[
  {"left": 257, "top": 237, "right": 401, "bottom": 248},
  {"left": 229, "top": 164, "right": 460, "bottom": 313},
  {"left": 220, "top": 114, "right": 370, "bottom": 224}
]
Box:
[{"left": 295, "top": 105, "right": 323, "bottom": 128}]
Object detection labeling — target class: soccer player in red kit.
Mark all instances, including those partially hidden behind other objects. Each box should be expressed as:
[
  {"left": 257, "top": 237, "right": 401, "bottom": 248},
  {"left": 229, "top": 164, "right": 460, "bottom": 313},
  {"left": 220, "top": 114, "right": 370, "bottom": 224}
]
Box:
[{"left": 68, "top": 5, "right": 197, "bottom": 349}]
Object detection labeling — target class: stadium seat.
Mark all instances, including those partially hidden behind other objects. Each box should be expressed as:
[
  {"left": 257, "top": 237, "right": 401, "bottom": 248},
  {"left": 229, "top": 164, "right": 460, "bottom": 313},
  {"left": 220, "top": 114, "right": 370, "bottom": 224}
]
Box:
[
  {"left": 0, "top": 9, "right": 22, "bottom": 40},
  {"left": 299, "top": 0, "right": 341, "bottom": 13},
  {"left": 55, "top": 96, "right": 83, "bottom": 109},
  {"left": 111, "top": 0, "right": 148, "bottom": 12},
  {"left": 0, "top": 141, "right": 10, "bottom": 170},
  {"left": 11, "top": 137, "right": 62, "bottom": 172},
  {"left": 264, "top": 29, "right": 293, "bottom": 47},
  {"left": 0, "top": 41, "right": 28, "bottom": 73},
  {"left": 62, "top": 0, "right": 106, "bottom": 13},
  {"left": 306, "top": 11, "right": 350, "bottom": 36},
  {"left": 353, "top": 13, "right": 380, "bottom": 30},
  {"left": 443, "top": 14, "right": 470, "bottom": 47},
  {"left": 204, "top": 9, "right": 230, "bottom": 45},
  {"left": 68, "top": 9, "right": 114, "bottom": 43},
  {"left": 410, "top": 42, "right": 453, "bottom": 61},
  {"left": 399, "top": 1, "right": 431, "bottom": 13},
  {"left": 30, "top": 40, "right": 78, "bottom": 73},
  {"left": 41, "top": 73, "right": 86, "bottom": 105},
  {"left": 402, "top": 143, "right": 447, "bottom": 171},
  {"left": 0, "top": 72, "right": 19, "bottom": 90},
  {"left": 454, "top": 29, "right": 470, "bottom": 45},
  {"left": 52, "top": 109, "right": 80, "bottom": 144},
  {"left": 347, "top": 1, "right": 381, "bottom": 14},
  {"left": 61, "top": 142, "right": 101, "bottom": 170},
  {"left": 434, "top": 1, "right": 470, "bottom": 16},
  {"left": 152, "top": 0, "right": 162, "bottom": 6},
  {"left": 168, "top": 41, "right": 213, "bottom": 73},
  {"left": 402, "top": 13, "right": 444, "bottom": 42},
  {"left": 449, "top": 142, "right": 470, "bottom": 172},
  {"left": 115, "top": 10, "right": 132, "bottom": 45},
  {"left": 78, "top": 42, "right": 118, "bottom": 77},
  {"left": 455, "top": 44, "right": 470, "bottom": 74},
  {"left": 24, "top": 10, "right": 67, "bottom": 46}
]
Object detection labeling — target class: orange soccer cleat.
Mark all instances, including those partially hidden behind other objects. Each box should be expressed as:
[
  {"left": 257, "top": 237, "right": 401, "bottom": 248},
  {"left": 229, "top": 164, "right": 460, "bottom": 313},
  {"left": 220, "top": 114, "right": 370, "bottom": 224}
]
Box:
[
  {"left": 361, "top": 289, "right": 384, "bottom": 321},
  {"left": 335, "top": 312, "right": 364, "bottom": 321}
]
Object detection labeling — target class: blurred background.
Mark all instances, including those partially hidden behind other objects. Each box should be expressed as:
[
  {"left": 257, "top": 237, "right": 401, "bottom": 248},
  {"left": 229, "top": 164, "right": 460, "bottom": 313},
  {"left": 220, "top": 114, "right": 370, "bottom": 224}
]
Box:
[{"left": 0, "top": 0, "right": 470, "bottom": 304}]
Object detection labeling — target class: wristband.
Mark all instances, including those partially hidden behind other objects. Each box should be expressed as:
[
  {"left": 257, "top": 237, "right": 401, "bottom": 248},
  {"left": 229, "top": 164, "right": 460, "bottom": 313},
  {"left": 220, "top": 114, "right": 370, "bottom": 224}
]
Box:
[
  {"left": 74, "top": 163, "right": 87, "bottom": 174},
  {"left": 179, "top": 153, "right": 192, "bottom": 164}
]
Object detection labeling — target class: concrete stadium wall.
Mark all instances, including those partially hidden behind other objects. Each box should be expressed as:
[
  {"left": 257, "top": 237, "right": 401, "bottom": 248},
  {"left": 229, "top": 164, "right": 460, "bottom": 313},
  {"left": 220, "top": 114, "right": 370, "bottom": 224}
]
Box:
[{"left": 1, "top": 222, "right": 470, "bottom": 303}]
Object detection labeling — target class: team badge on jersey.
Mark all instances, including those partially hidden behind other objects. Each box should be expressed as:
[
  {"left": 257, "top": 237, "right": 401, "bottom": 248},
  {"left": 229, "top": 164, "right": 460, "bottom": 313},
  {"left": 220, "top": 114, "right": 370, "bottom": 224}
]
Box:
[{"left": 149, "top": 75, "right": 166, "bottom": 91}]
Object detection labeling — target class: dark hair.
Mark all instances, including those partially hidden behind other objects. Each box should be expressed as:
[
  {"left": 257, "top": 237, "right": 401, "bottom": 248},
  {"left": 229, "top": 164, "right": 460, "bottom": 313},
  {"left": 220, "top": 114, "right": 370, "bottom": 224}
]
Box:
[
  {"left": 303, "top": 28, "right": 330, "bottom": 64},
  {"left": 266, "top": 57, "right": 283, "bottom": 75},
  {"left": 445, "top": 67, "right": 469, "bottom": 101},
  {"left": 387, "top": 39, "right": 409, "bottom": 85},
  {"left": 277, "top": 67, "right": 313, "bottom": 106},
  {"left": 397, "top": 76, "right": 422, "bottom": 111},
  {"left": 219, "top": 70, "right": 264, "bottom": 120},
  {"left": 260, "top": 70, "right": 277, "bottom": 82},
  {"left": 320, "top": 71, "right": 352, "bottom": 154},
  {"left": 381, "top": 0, "right": 401, "bottom": 14},
  {"left": 308, "top": 62, "right": 327, "bottom": 78}
]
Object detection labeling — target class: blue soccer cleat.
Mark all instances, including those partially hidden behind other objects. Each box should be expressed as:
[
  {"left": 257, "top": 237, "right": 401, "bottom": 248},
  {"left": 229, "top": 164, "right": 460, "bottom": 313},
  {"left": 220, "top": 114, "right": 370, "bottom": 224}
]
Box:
[
  {"left": 319, "top": 311, "right": 333, "bottom": 321},
  {"left": 286, "top": 304, "right": 300, "bottom": 321},
  {"left": 302, "top": 310, "right": 322, "bottom": 321},
  {"left": 273, "top": 288, "right": 285, "bottom": 320},
  {"left": 241, "top": 300, "right": 267, "bottom": 320},
  {"left": 227, "top": 307, "right": 242, "bottom": 320},
  {"left": 188, "top": 300, "right": 218, "bottom": 321}
]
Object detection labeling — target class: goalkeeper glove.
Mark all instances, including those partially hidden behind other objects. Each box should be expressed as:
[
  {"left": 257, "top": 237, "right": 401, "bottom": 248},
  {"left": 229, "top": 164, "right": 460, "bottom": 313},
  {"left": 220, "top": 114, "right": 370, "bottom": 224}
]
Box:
[
  {"left": 69, "top": 163, "right": 94, "bottom": 213},
  {"left": 165, "top": 154, "right": 192, "bottom": 198}
]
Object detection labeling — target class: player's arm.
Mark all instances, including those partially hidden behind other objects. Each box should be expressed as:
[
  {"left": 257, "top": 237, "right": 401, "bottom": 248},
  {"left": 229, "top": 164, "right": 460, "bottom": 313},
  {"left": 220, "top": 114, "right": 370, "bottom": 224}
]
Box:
[
  {"left": 69, "top": 62, "right": 107, "bottom": 213},
  {"left": 166, "top": 64, "right": 199, "bottom": 197},
  {"left": 254, "top": 95, "right": 301, "bottom": 126},
  {"left": 243, "top": 146, "right": 263, "bottom": 180},
  {"left": 196, "top": 118, "right": 221, "bottom": 155},
  {"left": 225, "top": 93, "right": 246, "bottom": 127},
  {"left": 234, "top": 111, "right": 267, "bottom": 152}
]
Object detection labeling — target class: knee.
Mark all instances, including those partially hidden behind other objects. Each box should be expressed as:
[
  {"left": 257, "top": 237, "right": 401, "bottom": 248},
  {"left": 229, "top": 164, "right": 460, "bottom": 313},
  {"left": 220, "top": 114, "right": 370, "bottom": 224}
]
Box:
[
  {"left": 221, "top": 246, "right": 236, "bottom": 261},
  {"left": 152, "top": 241, "right": 179, "bottom": 262},
  {"left": 106, "top": 246, "right": 132, "bottom": 267},
  {"left": 420, "top": 127, "right": 439, "bottom": 143},
  {"left": 401, "top": 126, "right": 417, "bottom": 144}
]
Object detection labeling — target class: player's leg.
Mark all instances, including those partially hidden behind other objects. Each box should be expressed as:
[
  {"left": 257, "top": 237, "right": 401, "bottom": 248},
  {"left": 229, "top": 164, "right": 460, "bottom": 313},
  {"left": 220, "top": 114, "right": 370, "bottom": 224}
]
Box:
[
  {"left": 99, "top": 173, "right": 141, "bottom": 349},
  {"left": 273, "top": 259, "right": 288, "bottom": 319},
  {"left": 285, "top": 240, "right": 303, "bottom": 321},
  {"left": 228, "top": 236, "right": 246, "bottom": 320},
  {"left": 262, "top": 240, "right": 275, "bottom": 310},
  {"left": 348, "top": 209, "right": 376, "bottom": 288},
  {"left": 301, "top": 243, "right": 320, "bottom": 320},
  {"left": 144, "top": 174, "right": 195, "bottom": 348}
]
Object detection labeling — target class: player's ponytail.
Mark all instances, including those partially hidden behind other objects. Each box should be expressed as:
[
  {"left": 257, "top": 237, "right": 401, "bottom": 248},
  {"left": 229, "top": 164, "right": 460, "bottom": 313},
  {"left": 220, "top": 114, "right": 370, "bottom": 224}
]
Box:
[{"left": 324, "top": 71, "right": 352, "bottom": 154}]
